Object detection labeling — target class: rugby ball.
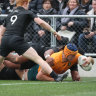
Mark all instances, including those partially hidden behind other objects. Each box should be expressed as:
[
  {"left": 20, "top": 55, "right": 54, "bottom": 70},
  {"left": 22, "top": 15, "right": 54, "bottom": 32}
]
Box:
[{"left": 78, "top": 56, "right": 92, "bottom": 71}]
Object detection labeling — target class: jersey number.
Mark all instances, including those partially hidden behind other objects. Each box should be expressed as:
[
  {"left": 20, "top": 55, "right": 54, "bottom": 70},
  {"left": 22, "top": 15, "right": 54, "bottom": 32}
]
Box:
[{"left": 10, "top": 15, "right": 17, "bottom": 25}]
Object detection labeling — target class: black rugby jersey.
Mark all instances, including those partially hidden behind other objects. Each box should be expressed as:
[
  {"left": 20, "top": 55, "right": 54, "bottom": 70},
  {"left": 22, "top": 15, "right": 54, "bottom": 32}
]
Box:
[{"left": 3, "top": 6, "right": 37, "bottom": 37}]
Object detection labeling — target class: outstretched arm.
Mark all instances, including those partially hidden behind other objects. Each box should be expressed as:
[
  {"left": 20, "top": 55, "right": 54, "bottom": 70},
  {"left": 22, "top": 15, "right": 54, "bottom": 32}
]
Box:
[
  {"left": 71, "top": 70, "right": 80, "bottom": 81},
  {"left": 34, "top": 17, "right": 61, "bottom": 40},
  {"left": 6, "top": 52, "right": 29, "bottom": 64},
  {"left": 0, "top": 25, "right": 6, "bottom": 44}
]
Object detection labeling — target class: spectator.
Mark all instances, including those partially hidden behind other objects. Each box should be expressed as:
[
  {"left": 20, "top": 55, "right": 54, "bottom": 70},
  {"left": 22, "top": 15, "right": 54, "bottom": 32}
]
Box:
[
  {"left": 25, "top": 0, "right": 69, "bottom": 45},
  {"left": 56, "top": 0, "right": 87, "bottom": 46},
  {"left": 78, "top": 0, "right": 96, "bottom": 53},
  {"left": 80, "top": 0, "right": 92, "bottom": 13},
  {"left": 28, "top": 0, "right": 43, "bottom": 12},
  {"left": 32, "top": 0, "right": 58, "bottom": 47},
  {"left": 28, "top": 0, "right": 68, "bottom": 12},
  {"left": 57, "top": 0, "right": 69, "bottom": 11},
  {"left": 1, "top": 0, "right": 15, "bottom": 14}
]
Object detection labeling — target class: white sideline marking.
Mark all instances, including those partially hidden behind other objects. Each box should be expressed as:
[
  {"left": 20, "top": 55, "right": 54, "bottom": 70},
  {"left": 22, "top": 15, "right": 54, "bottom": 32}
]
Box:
[{"left": 0, "top": 80, "right": 96, "bottom": 86}]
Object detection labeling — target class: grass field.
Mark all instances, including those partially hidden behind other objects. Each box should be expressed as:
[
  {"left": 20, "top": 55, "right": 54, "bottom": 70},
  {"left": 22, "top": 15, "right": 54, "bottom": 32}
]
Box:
[{"left": 0, "top": 77, "right": 96, "bottom": 96}]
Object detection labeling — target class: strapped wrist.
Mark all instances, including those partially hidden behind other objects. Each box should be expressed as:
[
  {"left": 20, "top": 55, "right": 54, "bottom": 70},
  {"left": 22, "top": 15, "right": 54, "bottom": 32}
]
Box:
[
  {"left": 50, "top": 28, "right": 56, "bottom": 33},
  {"left": 45, "top": 54, "right": 50, "bottom": 59}
]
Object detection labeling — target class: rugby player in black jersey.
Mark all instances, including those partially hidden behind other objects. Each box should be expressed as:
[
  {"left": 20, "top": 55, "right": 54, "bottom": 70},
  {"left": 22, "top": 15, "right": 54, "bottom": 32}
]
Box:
[{"left": 0, "top": 0, "right": 68, "bottom": 82}]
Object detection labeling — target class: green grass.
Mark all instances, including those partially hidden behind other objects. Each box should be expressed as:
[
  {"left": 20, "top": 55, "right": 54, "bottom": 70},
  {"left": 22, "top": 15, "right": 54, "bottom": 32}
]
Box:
[{"left": 0, "top": 77, "right": 96, "bottom": 96}]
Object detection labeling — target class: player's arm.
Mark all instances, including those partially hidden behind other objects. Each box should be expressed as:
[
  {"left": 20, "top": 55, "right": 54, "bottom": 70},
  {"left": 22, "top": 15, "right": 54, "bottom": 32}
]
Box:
[
  {"left": 44, "top": 49, "right": 55, "bottom": 59},
  {"left": 70, "top": 64, "right": 80, "bottom": 81},
  {"left": 71, "top": 71, "right": 80, "bottom": 81},
  {"left": 3, "top": 60, "right": 21, "bottom": 69},
  {"left": 36, "top": 70, "right": 54, "bottom": 81},
  {"left": 44, "top": 47, "right": 59, "bottom": 59},
  {"left": 0, "top": 25, "right": 6, "bottom": 44},
  {"left": 34, "top": 17, "right": 61, "bottom": 40},
  {"left": 44, "top": 49, "right": 55, "bottom": 66},
  {"left": 0, "top": 25, "right": 6, "bottom": 36},
  {"left": 6, "top": 52, "right": 29, "bottom": 64}
]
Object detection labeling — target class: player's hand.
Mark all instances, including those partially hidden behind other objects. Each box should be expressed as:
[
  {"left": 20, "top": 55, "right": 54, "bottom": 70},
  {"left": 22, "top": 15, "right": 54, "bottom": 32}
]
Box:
[
  {"left": 54, "top": 32, "right": 61, "bottom": 40},
  {"left": 82, "top": 57, "right": 91, "bottom": 67},
  {"left": 46, "top": 57, "right": 54, "bottom": 66}
]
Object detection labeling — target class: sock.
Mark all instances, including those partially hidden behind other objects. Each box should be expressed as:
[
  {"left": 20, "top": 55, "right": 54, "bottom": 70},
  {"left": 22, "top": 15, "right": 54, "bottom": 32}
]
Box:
[{"left": 50, "top": 71, "right": 58, "bottom": 79}]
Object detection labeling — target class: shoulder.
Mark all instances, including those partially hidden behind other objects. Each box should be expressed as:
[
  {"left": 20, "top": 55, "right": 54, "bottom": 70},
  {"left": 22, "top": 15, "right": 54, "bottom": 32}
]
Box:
[
  {"left": 76, "top": 53, "right": 82, "bottom": 58},
  {"left": 50, "top": 8, "right": 58, "bottom": 14},
  {"left": 51, "top": 51, "right": 63, "bottom": 58},
  {"left": 75, "top": 9, "right": 86, "bottom": 15}
]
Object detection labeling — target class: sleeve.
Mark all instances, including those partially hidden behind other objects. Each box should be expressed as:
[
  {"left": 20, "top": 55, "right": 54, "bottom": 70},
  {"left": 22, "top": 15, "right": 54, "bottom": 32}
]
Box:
[
  {"left": 28, "top": 11, "right": 38, "bottom": 19},
  {"left": 70, "top": 64, "right": 78, "bottom": 71}
]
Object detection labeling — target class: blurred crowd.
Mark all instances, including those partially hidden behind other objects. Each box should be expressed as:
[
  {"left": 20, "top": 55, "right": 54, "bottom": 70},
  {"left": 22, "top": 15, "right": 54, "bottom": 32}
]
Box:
[{"left": 0, "top": 0, "right": 92, "bottom": 14}]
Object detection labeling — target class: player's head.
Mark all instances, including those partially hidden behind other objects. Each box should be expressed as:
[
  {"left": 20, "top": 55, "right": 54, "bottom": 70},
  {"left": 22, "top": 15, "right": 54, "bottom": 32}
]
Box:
[
  {"left": 64, "top": 43, "right": 78, "bottom": 61},
  {"left": 16, "top": 0, "right": 30, "bottom": 7}
]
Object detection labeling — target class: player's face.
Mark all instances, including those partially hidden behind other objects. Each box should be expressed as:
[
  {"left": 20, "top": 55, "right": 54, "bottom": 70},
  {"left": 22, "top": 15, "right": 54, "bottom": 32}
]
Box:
[{"left": 67, "top": 54, "right": 75, "bottom": 61}]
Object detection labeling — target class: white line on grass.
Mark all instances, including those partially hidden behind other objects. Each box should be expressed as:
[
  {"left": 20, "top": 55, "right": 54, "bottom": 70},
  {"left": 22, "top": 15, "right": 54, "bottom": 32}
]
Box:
[{"left": 0, "top": 80, "right": 96, "bottom": 86}]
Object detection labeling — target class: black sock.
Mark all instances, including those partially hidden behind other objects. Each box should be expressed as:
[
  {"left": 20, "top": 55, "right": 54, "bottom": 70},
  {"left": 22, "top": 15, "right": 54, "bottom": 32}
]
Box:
[{"left": 50, "top": 71, "right": 58, "bottom": 79}]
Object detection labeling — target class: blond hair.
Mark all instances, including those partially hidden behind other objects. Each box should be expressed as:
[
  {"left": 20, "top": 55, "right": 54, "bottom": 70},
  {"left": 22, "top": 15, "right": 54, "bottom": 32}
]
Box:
[{"left": 16, "top": 0, "right": 30, "bottom": 6}]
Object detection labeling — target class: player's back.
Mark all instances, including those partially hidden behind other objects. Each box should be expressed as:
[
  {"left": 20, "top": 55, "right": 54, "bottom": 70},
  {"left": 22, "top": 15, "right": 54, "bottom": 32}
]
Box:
[
  {"left": 4, "top": 7, "right": 34, "bottom": 37},
  {"left": 50, "top": 51, "right": 81, "bottom": 73}
]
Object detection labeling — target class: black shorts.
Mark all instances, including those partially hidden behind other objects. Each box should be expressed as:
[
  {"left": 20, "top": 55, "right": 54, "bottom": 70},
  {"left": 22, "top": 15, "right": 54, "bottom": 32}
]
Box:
[
  {"left": 0, "top": 35, "right": 30, "bottom": 57},
  {"left": 20, "top": 60, "right": 36, "bottom": 69},
  {"left": 0, "top": 67, "right": 20, "bottom": 80}
]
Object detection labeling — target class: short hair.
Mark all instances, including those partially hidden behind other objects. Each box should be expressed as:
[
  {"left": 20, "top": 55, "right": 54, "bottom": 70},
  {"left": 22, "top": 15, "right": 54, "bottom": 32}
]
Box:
[
  {"left": 67, "top": 0, "right": 80, "bottom": 6},
  {"left": 16, "top": 0, "right": 30, "bottom": 6},
  {"left": 42, "top": 0, "right": 53, "bottom": 7}
]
